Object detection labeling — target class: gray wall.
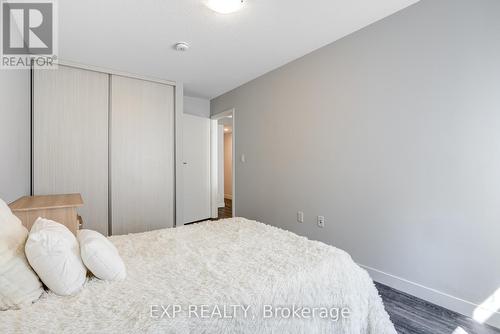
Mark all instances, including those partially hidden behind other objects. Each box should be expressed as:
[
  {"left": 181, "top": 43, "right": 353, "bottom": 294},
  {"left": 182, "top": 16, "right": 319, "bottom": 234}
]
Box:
[
  {"left": 212, "top": 0, "right": 500, "bottom": 325},
  {"left": 0, "top": 70, "right": 31, "bottom": 203},
  {"left": 184, "top": 96, "right": 210, "bottom": 118}
]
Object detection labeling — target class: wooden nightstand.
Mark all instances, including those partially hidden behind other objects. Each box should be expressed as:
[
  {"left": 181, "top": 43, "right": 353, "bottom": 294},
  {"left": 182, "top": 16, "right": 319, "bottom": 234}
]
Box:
[{"left": 9, "top": 194, "right": 84, "bottom": 235}]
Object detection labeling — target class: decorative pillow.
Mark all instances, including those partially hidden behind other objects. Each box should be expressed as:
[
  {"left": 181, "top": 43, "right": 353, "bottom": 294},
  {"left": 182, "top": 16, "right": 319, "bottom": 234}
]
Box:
[
  {"left": 77, "top": 229, "right": 126, "bottom": 281},
  {"left": 25, "top": 218, "right": 87, "bottom": 296},
  {"left": 0, "top": 198, "right": 44, "bottom": 310}
]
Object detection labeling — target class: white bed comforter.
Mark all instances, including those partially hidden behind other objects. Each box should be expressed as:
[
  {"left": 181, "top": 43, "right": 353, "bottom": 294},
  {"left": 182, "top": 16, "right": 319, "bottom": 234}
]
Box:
[{"left": 0, "top": 218, "right": 396, "bottom": 334}]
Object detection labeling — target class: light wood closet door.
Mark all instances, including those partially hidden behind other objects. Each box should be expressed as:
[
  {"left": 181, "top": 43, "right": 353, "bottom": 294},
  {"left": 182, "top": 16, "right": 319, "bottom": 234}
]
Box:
[
  {"left": 110, "top": 75, "right": 175, "bottom": 235},
  {"left": 33, "top": 65, "right": 109, "bottom": 235}
]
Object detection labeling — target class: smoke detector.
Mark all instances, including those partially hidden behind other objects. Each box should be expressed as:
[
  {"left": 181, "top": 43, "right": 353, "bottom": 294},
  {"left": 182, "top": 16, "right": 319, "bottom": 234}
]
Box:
[{"left": 174, "top": 42, "right": 189, "bottom": 52}]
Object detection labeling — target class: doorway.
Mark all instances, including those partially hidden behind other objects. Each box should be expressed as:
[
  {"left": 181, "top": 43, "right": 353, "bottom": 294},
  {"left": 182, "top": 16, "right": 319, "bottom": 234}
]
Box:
[{"left": 210, "top": 109, "right": 235, "bottom": 219}]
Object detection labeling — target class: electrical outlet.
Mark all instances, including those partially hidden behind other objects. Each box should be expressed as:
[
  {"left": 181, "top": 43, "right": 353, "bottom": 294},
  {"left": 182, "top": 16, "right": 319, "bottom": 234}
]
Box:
[
  {"left": 297, "top": 211, "right": 304, "bottom": 223},
  {"left": 317, "top": 216, "right": 325, "bottom": 228}
]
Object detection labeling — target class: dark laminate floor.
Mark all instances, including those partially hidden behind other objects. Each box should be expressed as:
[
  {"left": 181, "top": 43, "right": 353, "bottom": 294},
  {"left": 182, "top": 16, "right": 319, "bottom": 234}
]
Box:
[
  {"left": 376, "top": 282, "right": 500, "bottom": 334},
  {"left": 217, "top": 198, "right": 232, "bottom": 219},
  {"left": 184, "top": 199, "right": 232, "bottom": 225}
]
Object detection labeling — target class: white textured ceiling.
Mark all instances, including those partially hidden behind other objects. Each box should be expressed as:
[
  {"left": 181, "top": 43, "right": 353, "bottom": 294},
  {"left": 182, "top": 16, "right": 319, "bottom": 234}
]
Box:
[{"left": 59, "top": 0, "right": 420, "bottom": 99}]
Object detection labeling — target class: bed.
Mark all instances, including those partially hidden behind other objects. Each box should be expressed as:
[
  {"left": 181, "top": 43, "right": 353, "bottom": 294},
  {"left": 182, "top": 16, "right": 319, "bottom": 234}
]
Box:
[{"left": 0, "top": 218, "right": 396, "bottom": 334}]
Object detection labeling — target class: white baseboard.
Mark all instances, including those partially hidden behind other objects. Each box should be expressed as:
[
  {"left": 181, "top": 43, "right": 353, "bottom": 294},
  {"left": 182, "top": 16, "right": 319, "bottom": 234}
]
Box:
[
  {"left": 224, "top": 194, "right": 232, "bottom": 200},
  {"left": 360, "top": 264, "right": 500, "bottom": 329}
]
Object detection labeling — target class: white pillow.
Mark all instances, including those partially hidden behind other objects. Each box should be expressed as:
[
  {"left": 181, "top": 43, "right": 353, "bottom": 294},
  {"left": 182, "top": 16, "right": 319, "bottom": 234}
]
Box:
[
  {"left": 78, "top": 229, "right": 126, "bottom": 281},
  {"left": 0, "top": 198, "right": 44, "bottom": 310},
  {"left": 25, "top": 218, "right": 87, "bottom": 296}
]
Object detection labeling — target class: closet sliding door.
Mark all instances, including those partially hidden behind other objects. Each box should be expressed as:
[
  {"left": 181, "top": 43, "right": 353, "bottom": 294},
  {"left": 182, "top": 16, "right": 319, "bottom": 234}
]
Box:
[
  {"left": 33, "top": 65, "right": 109, "bottom": 235},
  {"left": 110, "top": 75, "right": 175, "bottom": 235}
]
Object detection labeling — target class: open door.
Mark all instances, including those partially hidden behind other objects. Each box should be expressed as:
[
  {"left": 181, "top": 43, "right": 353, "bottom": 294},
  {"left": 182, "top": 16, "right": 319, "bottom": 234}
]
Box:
[{"left": 182, "top": 114, "right": 211, "bottom": 223}]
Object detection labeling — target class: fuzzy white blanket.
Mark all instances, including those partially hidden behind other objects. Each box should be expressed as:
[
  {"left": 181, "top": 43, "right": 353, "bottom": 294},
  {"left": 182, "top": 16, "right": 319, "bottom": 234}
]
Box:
[{"left": 0, "top": 218, "right": 396, "bottom": 334}]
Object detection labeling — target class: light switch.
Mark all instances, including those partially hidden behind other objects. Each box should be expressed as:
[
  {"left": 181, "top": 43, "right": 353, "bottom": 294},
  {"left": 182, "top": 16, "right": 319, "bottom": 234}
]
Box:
[{"left": 297, "top": 211, "right": 304, "bottom": 223}]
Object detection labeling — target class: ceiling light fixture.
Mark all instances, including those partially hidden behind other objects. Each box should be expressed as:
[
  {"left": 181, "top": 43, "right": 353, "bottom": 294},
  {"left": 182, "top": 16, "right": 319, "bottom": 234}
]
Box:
[{"left": 206, "top": 0, "right": 244, "bottom": 14}]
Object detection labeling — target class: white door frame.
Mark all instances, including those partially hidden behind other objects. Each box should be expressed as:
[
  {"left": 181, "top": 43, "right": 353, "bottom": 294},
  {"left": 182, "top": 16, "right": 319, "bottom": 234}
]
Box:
[{"left": 210, "top": 108, "right": 235, "bottom": 218}]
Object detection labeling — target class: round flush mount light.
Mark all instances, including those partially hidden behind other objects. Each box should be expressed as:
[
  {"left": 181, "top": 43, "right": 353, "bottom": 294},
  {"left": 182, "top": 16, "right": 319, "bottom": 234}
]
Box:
[
  {"left": 206, "top": 0, "right": 244, "bottom": 14},
  {"left": 174, "top": 42, "right": 190, "bottom": 51}
]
